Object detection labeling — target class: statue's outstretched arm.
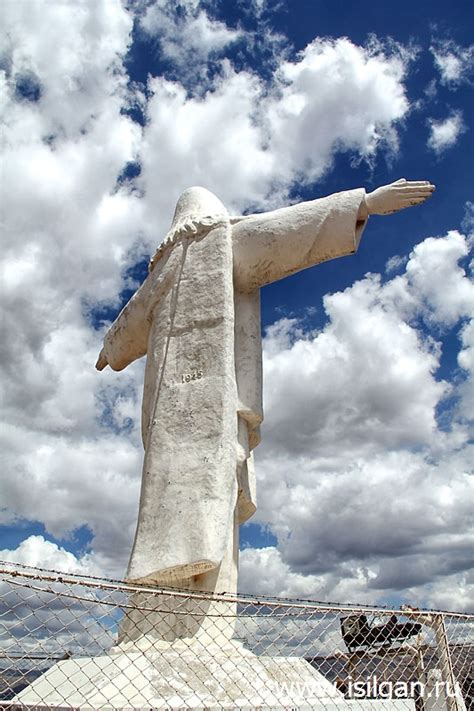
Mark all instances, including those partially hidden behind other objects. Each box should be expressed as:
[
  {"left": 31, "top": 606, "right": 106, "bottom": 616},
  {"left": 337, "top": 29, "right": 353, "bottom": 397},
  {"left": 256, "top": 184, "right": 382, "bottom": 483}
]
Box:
[
  {"left": 95, "top": 281, "right": 151, "bottom": 372},
  {"left": 232, "top": 188, "right": 366, "bottom": 291},
  {"left": 232, "top": 180, "right": 434, "bottom": 292}
]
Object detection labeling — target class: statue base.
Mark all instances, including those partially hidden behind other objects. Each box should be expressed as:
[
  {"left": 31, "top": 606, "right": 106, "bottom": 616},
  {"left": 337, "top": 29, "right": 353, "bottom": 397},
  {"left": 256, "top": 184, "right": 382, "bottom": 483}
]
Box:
[{"left": 12, "top": 639, "right": 414, "bottom": 710}]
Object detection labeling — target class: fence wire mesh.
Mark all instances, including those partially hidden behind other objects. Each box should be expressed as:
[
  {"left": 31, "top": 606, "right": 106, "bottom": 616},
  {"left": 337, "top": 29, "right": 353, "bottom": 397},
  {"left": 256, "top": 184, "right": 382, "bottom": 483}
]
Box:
[{"left": 0, "top": 563, "right": 472, "bottom": 709}]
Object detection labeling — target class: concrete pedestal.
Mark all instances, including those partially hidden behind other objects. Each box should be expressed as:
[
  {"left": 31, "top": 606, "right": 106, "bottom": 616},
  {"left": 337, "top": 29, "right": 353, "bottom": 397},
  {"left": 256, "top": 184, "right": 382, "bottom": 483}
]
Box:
[{"left": 12, "top": 640, "right": 415, "bottom": 710}]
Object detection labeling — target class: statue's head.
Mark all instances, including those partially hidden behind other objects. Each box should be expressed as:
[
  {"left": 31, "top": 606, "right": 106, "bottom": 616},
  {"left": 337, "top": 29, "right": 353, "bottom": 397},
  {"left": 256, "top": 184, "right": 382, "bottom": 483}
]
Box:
[
  {"left": 169, "top": 186, "right": 228, "bottom": 230},
  {"left": 149, "top": 187, "right": 229, "bottom": 272}
]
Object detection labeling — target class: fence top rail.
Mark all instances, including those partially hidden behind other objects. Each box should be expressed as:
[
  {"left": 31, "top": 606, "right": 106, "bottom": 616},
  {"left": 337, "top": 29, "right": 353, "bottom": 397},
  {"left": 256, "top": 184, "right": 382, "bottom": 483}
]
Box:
[{"left": 0, "top": 562, "right": 472, "bottom": 620}]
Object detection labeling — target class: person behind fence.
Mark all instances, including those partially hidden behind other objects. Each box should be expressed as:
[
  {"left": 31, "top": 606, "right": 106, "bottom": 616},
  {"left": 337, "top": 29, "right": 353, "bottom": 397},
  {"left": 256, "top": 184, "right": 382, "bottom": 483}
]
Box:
[{"left": 96, "top": 180, "right": 434, "bottom": 640}]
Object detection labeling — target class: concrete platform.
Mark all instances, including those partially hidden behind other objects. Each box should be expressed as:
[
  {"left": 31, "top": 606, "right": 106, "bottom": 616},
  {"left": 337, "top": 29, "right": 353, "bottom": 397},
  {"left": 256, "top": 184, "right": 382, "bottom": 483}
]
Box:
[{"left": 12, "top": 640, "right": 416, "bottom": 710}]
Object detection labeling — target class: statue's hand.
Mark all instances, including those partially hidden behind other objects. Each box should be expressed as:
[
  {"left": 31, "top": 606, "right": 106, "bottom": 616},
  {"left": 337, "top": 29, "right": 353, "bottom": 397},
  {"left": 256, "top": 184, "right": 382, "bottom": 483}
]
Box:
[
  {"left": 366, "top": 179, "right": 435, "bottom": 215},
  {"left": 175, "top": 217, "right": 200, "bottom": 237},
  {"left": 96, "top": 349, "right": 108, "bottom": 371}
]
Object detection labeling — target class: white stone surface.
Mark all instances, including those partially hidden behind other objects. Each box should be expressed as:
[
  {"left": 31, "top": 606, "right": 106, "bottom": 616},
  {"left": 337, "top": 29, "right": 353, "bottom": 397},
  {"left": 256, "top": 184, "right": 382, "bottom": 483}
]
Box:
[
  {"left": 13, "top": 643, "right": 415, "bottom": 710},
  {"left": 117, "top": 515, "right": 239, "bottom": 646},
  {"left": 95, "top": 180, "right": 434, "bottom": 641},
  {"left": 97, "top": 186, "right": 369, "bottom": 592}
]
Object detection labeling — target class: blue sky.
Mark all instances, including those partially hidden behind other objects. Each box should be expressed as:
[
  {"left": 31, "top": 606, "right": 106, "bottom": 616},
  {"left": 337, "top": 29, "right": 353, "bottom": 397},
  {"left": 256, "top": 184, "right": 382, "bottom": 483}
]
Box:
[{"left": 1, "top": 0, "right": 473, "bottom": 612}]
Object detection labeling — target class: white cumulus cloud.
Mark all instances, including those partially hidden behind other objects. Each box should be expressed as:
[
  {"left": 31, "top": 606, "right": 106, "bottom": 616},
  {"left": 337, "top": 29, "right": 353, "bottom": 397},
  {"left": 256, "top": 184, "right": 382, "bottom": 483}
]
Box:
[
  {"left": 244, "top": 230, "right": 474, "bottom": 610},
  {"left": 427, "top": 111, "right": 466, "bottom": 154},
  {"left": 0, "top": 536, "right": 95, "bottom": 575},
  {"left": 140, "top": 0, "right": 242, "bottom": 67},
  {"left": 431, "top": 40, "right": 474, "bottom": 87},
  {"left": 141, "top": 36, "right": 412, "bottom": 225}
]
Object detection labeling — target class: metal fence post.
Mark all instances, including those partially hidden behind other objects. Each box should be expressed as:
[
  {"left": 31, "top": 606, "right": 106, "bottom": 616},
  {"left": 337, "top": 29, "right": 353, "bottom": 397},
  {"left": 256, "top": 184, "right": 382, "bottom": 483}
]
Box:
[{"left": 432, "top": 614, "right": 460, "bottom": 711}]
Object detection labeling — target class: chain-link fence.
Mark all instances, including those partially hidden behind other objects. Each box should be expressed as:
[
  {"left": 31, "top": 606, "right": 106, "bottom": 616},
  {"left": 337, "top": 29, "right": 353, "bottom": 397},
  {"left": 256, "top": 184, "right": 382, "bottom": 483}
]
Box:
[{"left": 0, "top": 562, "right": 472, "bottom": 709}]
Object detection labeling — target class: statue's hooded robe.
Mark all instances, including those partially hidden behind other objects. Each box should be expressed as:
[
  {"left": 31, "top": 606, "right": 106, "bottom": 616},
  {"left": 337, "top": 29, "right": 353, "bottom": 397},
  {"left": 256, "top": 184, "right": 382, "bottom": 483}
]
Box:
[{"left": 100, "top": 186, "right": 368, "bottom": 585}]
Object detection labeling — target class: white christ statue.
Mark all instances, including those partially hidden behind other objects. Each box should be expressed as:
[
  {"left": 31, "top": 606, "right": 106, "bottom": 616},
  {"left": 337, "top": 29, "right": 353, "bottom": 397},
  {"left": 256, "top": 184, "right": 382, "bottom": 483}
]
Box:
[{"left": 96, "top": 179, "right": 434, "bottom": 618}]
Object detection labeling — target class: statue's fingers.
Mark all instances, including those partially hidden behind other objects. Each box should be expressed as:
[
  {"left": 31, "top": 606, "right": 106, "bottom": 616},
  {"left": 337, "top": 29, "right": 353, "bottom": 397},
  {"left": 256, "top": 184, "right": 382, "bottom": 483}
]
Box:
[
  {"left": 394, "top": 187, "right": 435, "bottom": 199},
  {"left": 400, "top": 195, "right": 433, "bottom": 207},
  {"left": 181, "top": 220, "right": 197, "bottom": 235},
  {"left": 401, "top": 189, "right": 435, "bottom": 198},
  {"left": 402, "top": 191, "right": 434, "bottom": 199},
  {"left": 187, "top": 219, "right": 198, "bottom": 234},
  {"left": 96, "top": 353, "right": 108, "bottom": 371},
  {"left": 395, "top": 184, "right": 433, "bottom": 191},
  {"left": 404, "top": 183, "right": 435, "bottom": 190},
  {"left": 393, "top": 178, "right": 407, "bottom": 185}
]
